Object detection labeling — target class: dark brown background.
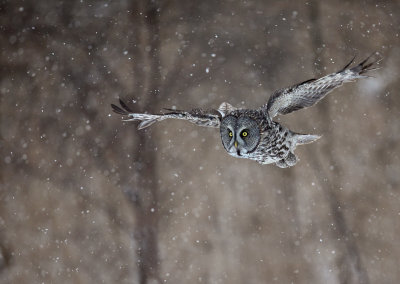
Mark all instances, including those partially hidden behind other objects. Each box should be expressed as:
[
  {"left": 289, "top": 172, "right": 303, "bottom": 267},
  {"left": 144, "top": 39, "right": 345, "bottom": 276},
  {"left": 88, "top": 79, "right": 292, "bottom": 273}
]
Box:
[{"left": 1, "top": 0, "right": 399, "bottom": 283}]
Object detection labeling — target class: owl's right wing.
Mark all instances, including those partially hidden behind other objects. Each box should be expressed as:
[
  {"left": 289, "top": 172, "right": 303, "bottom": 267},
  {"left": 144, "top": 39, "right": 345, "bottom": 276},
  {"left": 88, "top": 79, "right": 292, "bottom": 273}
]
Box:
[
  {"left": 111, "top": 99, "right": 222, "bottom": 129},
  {"left": 264, "top": 53, "right": 381, "bottom": 118}
]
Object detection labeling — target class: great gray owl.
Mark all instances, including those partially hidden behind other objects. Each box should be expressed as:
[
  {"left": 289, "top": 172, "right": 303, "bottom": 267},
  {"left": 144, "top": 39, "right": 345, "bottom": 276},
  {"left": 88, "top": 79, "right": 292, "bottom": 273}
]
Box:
[{"left": 111, "top": 53, "right": 380, "bottom": 168}]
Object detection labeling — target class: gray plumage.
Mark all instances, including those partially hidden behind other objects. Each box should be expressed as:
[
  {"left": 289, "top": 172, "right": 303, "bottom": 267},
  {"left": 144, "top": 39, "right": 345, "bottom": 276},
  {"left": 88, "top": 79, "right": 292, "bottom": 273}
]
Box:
[{"left": 111, "top": 53, "right": 380, "bottom": 168}]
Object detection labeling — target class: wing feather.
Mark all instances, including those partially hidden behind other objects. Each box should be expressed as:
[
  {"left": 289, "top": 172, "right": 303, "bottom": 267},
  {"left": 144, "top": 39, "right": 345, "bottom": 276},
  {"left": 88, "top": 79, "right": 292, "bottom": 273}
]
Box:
[
  {"left": 265, "top": 52, "right": 382, "bottom": 118},
  {"left": 111, "top": 100, "right": 221, "bottom": 129}
]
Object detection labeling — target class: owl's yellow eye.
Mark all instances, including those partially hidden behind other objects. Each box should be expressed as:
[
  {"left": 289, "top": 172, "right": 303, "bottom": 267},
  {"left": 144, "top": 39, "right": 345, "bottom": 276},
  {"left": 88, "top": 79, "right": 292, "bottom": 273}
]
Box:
[
  {"left": 228, "top": 131, "right": 233, "bottom": 137},
  {"left": 241, "top": 131, "right": 248, "bottom": 137}
]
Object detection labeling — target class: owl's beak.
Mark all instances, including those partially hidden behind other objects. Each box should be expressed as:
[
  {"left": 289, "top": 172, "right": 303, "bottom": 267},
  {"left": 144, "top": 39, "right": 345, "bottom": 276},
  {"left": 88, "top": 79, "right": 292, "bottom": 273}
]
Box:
[{"left": 234, "top": 141, "right": 241, "bottom": 156}]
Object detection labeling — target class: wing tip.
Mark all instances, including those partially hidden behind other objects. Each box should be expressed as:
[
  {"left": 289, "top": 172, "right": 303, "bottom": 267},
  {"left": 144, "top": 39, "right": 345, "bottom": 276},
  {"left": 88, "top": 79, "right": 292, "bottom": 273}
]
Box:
[
  {"left": 111, "top": 103, "right": 128, "bottom": 115},
  {"left": 339, "top": 55, "right": 356, "bottom": 72},
  {"left": 119, "top": 99, "right": 134, "bottom": 113},
  {"left": 111, "top": 99, "right": 136, "bottom": 116},
  {"left": 350, "top": 51, "right": 383, "bottom": 75}
]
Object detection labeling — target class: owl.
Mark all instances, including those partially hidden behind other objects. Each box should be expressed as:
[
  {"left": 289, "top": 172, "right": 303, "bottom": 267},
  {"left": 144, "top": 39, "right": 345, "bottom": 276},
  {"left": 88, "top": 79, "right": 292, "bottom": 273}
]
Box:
[{"left": 111, "top": 53, "right": 380, "bottom": 168}]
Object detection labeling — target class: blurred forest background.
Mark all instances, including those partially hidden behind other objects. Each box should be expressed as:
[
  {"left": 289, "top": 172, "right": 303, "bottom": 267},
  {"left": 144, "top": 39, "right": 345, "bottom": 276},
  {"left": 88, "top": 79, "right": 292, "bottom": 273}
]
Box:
[{"left": 1, "top": 0, "right": 399, "bottom": 283}]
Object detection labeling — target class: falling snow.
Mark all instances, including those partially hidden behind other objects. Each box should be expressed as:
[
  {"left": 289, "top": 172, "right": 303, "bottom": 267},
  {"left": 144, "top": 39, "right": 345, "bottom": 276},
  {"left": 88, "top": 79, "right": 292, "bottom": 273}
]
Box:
[{"left": 0, "top": 1, "right": 399, "bottom": 284}]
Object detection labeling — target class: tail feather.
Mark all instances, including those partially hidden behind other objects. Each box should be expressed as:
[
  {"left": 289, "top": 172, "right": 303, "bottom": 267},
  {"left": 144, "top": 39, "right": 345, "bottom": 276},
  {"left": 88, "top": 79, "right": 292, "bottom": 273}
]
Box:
[{"left": 295, "top": 134, "right": 321, "bottom": 145}]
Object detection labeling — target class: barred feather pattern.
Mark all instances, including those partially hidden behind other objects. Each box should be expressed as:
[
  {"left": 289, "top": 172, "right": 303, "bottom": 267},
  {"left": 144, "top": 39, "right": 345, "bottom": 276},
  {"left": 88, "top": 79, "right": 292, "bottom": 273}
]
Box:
[
  {"left": 265, "top": 52, "right": 381, "bottom": 118},
  {"left": 111, "top": 99, "right": 221, "bottom": 130}
]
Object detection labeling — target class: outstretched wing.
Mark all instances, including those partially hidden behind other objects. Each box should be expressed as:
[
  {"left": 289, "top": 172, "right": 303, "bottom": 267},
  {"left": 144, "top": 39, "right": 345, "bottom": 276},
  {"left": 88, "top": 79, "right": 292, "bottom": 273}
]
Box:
[
  {"left": 111, "top": 99, "right": 221, "bottom": 129},
  {"left": 265, "top": 53, "right": 381, "bottom": 118}
]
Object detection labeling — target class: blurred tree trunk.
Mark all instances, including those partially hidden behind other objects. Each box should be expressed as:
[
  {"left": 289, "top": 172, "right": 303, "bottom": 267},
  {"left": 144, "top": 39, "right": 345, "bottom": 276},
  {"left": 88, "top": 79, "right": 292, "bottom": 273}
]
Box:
[
  {"left": 308, "top": 2, "right": 370, "bottom": 284},
  {"left": 279, "top": 169, "right": 304, "bottom": 282},
  {"left": 126, "top": 1, "right": 163, "bottom": 283}
]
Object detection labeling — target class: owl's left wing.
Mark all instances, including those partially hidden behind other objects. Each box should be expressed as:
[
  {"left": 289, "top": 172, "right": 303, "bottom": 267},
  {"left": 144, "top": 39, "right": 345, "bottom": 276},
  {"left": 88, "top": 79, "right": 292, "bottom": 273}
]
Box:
[
  {"left": 265, "top": 53, "right": 381, "bottom": 118},
  {"left": 111, "top": 99, "right": 222, "bottom": 129}
]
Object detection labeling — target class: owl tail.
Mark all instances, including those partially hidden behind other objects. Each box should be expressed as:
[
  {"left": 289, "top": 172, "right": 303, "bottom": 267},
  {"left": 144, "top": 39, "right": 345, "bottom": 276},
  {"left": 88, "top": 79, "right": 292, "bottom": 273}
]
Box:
[{"left": 295, "top": 134, "right": 321, "bottom": 145}]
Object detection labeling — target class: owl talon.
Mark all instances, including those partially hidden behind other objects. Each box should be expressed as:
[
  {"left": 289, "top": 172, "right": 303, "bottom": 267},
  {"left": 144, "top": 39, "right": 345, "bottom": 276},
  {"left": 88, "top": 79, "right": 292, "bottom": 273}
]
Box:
[
  {"left": 285, "top": 152, "right": 298, "bottom": 166},
  {"left": 275, "top": 159, "right": 289, "bottom": 168},
  {"left": 275, "top": 153, "right": 297, "bottom": 168}
]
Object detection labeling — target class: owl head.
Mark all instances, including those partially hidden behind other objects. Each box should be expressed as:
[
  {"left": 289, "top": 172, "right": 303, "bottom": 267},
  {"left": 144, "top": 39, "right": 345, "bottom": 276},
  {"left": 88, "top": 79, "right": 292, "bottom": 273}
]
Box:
[{"left": 220, "top": 115, "right": 261, "bottom": 156}]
